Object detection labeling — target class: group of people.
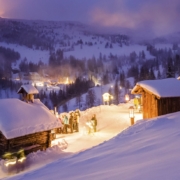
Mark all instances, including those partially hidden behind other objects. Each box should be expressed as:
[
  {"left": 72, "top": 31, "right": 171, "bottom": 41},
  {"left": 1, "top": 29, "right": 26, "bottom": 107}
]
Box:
[
  {"left": 58, "top": 110, "right": 98, "bottom": 134},
  {"left": 59, "top": 109, "right": 80, "bottom": 134}
]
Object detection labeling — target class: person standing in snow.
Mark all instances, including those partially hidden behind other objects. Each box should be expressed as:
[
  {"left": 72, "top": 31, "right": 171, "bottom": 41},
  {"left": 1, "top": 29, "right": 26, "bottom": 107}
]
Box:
[
  {"left": 86, "top": 119, "right": 93, "bottom": 134},
  {"left": 62, "top": 114, "right": 69, "bottom": 134},
  {"left": 91, "top": 114, "right": 97, "bottom": 132},
  {"left": 58, "top": 115, "right": 64, "bottom": 133},
  {"left": 68, "top": 112, "right": 74, "bottom": 133},
  {"left": 75, "top": 109, "right": 80, "bottom": 132}
]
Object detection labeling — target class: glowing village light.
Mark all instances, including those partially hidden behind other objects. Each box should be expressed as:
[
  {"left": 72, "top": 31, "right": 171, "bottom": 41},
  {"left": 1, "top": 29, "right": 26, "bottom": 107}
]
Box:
[
  {"left": 4, "top": 157, "right": 17, "bottom": 167},
  {"left": 125, "top": 94, "right": 130, "bottom": 102},
  {"left": 65, "top": 77, "right": 69, "bottom": 84},
  {"left": 102, "top": 93, "right": 113, "bottom": 104},
  {"left": 18, "top": 157, "right": 26, "bottom": 163}
]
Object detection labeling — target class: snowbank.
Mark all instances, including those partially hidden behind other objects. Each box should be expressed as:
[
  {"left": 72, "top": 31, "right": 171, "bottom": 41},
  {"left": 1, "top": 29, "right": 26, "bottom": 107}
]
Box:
[{"left": 5, "top": 111, "right": 180, "bottom": 180}]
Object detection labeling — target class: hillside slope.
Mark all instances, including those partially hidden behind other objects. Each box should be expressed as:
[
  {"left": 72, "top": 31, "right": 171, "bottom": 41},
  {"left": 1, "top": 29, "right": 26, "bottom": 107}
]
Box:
[{"left": 4, "top": 108, "right": 180, "bottom": 180}]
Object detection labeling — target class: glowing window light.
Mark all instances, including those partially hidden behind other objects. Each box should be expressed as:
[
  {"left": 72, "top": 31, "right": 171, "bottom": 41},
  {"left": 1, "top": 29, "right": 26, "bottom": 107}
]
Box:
[
  {"left": 4, "top": 158, "right": 17, "bottom": 167},
  {"left": 65, "top": 77, "right": 69, "bottom": 84},
  {"left": 102, "top": 93, "right": 113, "bottom": 101},
  {"left": 125, "top": 94, "right": 130, "bottom": 102},
  {"left": 18, "top": 157, "right": 26, "bottom": 163}
]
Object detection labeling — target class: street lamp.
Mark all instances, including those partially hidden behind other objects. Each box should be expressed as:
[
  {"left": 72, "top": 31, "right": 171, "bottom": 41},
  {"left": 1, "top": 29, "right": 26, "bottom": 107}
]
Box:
[
  {"left": 129, "top": 106, "right": 135, "bottom": 125},
  {"left": 125, "top": 94, "right": 130, "bottom": 102}
]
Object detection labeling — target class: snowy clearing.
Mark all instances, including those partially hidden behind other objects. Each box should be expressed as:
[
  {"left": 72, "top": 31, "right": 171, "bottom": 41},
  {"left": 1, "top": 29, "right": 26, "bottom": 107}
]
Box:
[
  {"left": 0, "top": 102, "right": 142, "bottom": 179},
  {"left": 0, "top": 42, "right": 49, "bottom": 64},
  {"left": 3, "top": 106, "right": 180, "bottom": 180},
  {"left": 64, "top": 43, "right": 154, "bottom": 60}
]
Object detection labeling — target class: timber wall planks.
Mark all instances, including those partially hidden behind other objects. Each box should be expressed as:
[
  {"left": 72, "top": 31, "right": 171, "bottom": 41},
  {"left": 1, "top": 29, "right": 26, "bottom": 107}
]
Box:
[
  {"left": 142, "top": 91, "right": 180, "bottom": 119},
  {"left": 0, "top": 129, "right": 58, "bottom": 158}
]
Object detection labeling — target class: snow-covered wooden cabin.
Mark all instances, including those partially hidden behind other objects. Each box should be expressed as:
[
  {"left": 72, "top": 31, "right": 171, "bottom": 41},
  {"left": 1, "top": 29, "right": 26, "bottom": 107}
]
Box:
[
  {"left": 17, "top": 84, "right": 38, "bottom": 103},
  {"left": 131, "top": 78, "right": 180, "bottom": 119},
  {"left": 0, "top": 99, "right": 62, "bottom": 158}
]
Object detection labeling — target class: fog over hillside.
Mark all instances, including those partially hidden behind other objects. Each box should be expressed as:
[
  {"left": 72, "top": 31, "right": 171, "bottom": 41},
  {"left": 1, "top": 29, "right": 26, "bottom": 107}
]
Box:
[{"left": 0, "top": 17, "right": 179, "bottom": 111}]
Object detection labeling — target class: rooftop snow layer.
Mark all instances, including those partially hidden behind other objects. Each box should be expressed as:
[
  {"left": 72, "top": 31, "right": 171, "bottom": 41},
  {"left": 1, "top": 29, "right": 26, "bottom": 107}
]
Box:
[
  {"left": 17, "top": 84, "right": 39, "bottom": 94},
  {"left": 0, "top": 99, "right": 61, "bottom": 139},
  {"left": 132, "top": 78, "right": 180, "bottom": 98}
]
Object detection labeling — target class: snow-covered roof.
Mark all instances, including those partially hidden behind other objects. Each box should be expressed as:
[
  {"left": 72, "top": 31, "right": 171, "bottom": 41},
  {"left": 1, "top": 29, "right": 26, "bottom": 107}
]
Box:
[
  {"left": 131, "top": 78, "right": 180, "bottom": 98},
  {"left": 17, "top": 84, "right": 39, "bottom": 94},
  {"left": 0, "top": 99, "right": 62, "bottom": 139},
  {"left": 29, "top": 72, "right": 40, "bottom": 75}
]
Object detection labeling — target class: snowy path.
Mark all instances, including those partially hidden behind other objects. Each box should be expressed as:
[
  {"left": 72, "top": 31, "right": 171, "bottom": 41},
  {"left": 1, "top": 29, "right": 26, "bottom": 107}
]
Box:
[
  {"left": 0, "top": 104, "right": 142, "bottom": 179},
  {"left": 63, "top": 105, "right": 142, "bottom": 153}
]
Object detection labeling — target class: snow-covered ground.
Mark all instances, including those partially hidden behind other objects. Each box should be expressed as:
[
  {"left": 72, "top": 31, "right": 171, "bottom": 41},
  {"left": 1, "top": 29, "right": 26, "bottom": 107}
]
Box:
[
  {"left": 3, "top": 107, "right": 180, "bottom": 180},
  {"left": 0, "top": 102, "right": 142, "bottom": 179},
  {"left": 1, "top": 101, "right": 180, "bottom": 180},
  {"left": 0, "top": 42, "right": 49, "bottom": 64},
  {"left": 63, "top": 43, "right": 154, "bottom": 60},
  {"left": 154, "top": 43, "right": 173, "bottom": 50},
  {"left": 2, "top": 101, "right": 180, "bottom": 179}
]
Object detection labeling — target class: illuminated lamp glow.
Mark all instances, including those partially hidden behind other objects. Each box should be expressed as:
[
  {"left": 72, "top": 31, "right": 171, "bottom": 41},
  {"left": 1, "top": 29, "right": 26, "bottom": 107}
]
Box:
[
  {"left": 4, "top": 158, "right": 17, "bottom": 167},
  {"left": 18, "top": 157, "right": 26, "bottom": 163}
]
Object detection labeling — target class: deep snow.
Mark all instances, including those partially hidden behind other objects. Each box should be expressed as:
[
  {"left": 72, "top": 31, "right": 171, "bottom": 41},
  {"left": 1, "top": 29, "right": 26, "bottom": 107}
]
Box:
[
  {"left": 1, "top": 102, "right": 180, "bottom": 180},
  {"left": 0, "top": 102, "right": 142, "bottom": 179}
]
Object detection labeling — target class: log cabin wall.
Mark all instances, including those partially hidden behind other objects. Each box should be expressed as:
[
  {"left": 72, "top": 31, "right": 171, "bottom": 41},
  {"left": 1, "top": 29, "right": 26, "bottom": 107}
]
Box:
[
  {"left": 143, "top": 94, "right": 180, "bottom": 118},
  {"left": 0, "top": 127, "right": 61, "bottom": 158},
  {"left": 142, "top": 92, "right": 148, "bottom": 119},
  {"left": 133, "top": 85, "right": 180, "bottom": 119},
  {"left": 151, "top": 95, "right": 158, "bottom": 118},
  {"left": 142, "top": 91, "right": 158, "bottom": 119},
  {"left": 0, "top": 132, "right": 8, "bottom": 157},
  {"left": 8, "top": 131, "right": 50, "bottom": 154},
  {"left": 158, "top": 97, "right": 180, "bottom": 116},
  {"left": 0, "top": 130, "right": 54, "bottom": 158}
]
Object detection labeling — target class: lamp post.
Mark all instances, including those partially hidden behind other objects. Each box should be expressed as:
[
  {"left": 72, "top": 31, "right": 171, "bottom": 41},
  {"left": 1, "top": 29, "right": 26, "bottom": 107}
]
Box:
[{"left": 129, "top": 106, "right": 135, "bottom": 125}]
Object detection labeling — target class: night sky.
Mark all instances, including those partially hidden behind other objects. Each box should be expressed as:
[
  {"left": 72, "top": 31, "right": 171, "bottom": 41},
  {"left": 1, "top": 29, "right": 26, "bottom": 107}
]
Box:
[{"left": 0, "top": 0, "right": 180, "bottom": 36}]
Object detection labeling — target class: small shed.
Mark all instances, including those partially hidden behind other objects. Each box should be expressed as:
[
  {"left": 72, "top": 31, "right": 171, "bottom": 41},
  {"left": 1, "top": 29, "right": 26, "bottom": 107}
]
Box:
[
  {"left": 131, "top": 78, "right": 180, "bottom": 119},
  {"left": 17, "top": 84, "right": 39, "bottom": 103},
  {"left": 0, "top": 99, "right": 62, "bottom": 158}
]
